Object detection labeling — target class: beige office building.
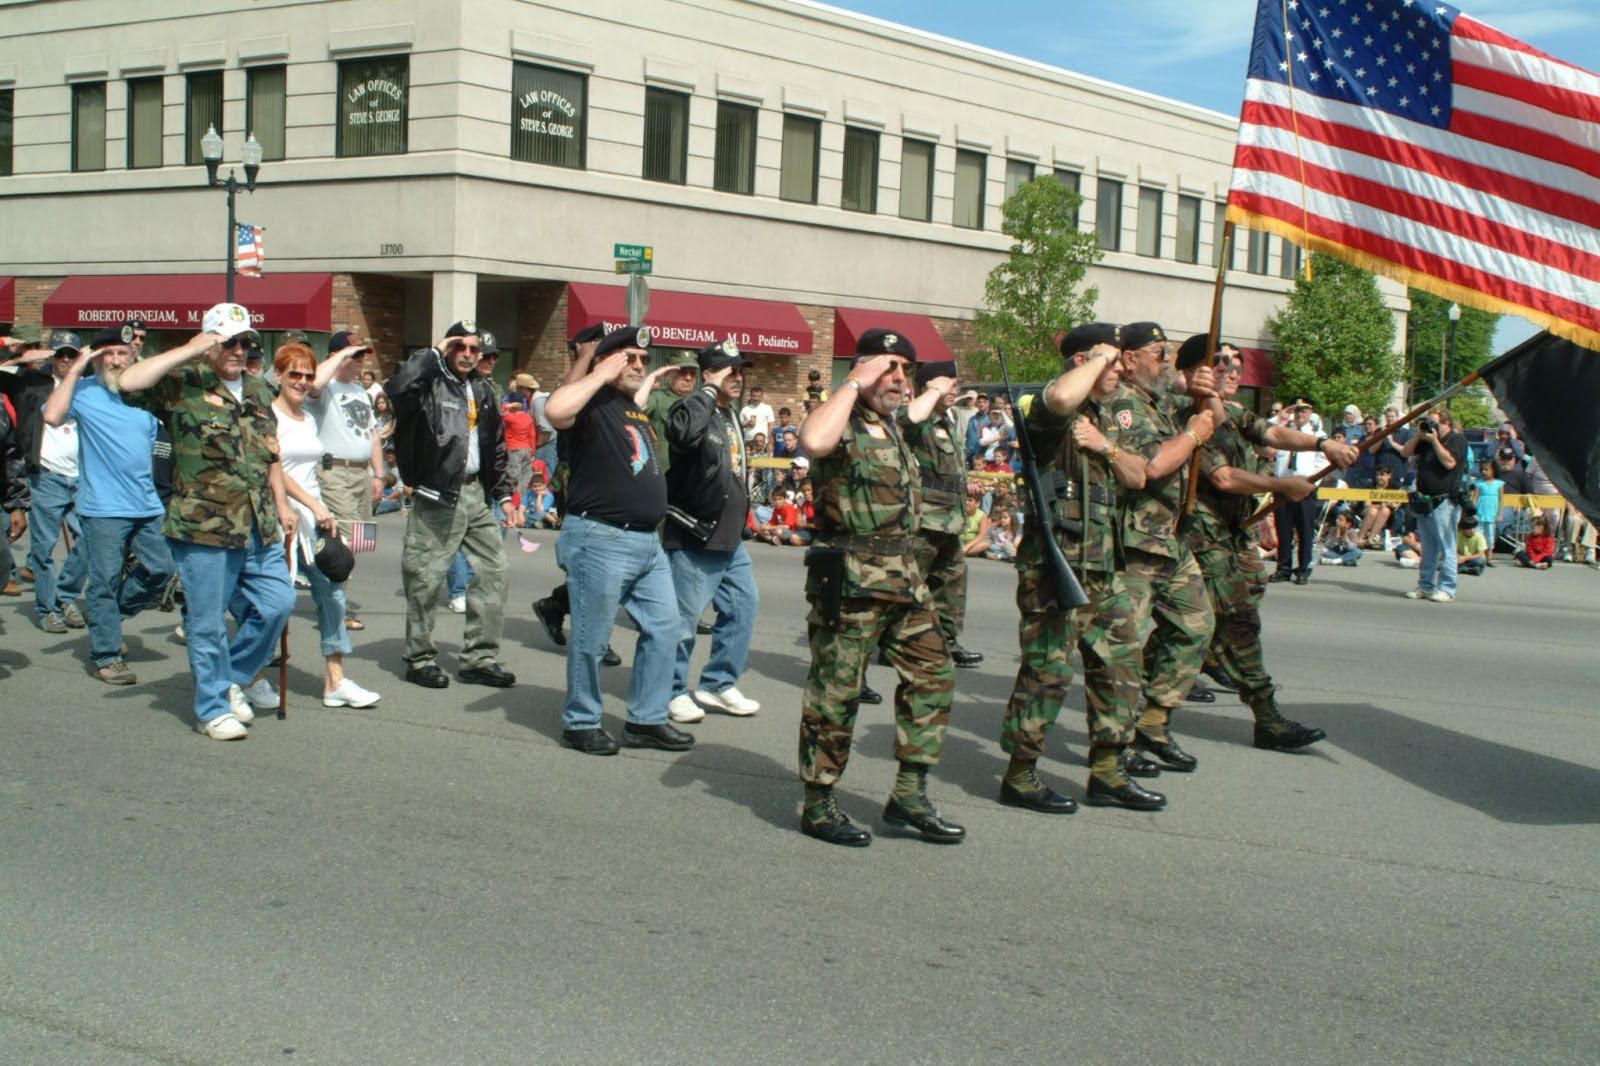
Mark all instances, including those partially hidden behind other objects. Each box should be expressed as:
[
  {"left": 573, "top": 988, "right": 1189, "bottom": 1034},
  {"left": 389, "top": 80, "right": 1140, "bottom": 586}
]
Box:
[{"left": 0, "top": 0, "right": 1405, "bottom": 405}]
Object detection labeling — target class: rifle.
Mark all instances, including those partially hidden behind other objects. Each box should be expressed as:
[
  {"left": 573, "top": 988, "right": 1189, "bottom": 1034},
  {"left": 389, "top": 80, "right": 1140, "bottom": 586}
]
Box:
[{"left": 999, "top": 345, "right": 1091, "bottom": 611}]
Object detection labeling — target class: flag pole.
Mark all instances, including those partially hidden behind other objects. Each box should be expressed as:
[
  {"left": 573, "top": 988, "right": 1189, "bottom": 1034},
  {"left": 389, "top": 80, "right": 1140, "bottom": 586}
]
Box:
[{"left": 1178, "top": 220, "right": 1235, "bottom": 534}]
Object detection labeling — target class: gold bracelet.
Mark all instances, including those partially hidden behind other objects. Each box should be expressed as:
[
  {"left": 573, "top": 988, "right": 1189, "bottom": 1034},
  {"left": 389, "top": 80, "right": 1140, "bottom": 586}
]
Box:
[
  {"left": 1105, "top": 444, "right": 1120, "bottom": 463},
  {"left": 1186, "top": 429, "right": 1203, "bottom": 447}
]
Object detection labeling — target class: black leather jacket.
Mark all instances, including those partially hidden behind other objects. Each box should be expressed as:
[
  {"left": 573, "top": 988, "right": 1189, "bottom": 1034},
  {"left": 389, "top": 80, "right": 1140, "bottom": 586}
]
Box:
[
  {"left": 0, "top": 392, "right": 29, "bottom": 512},
  {"left": 665, "top": 387, "right": 745, "bottom": 541},
  {"left": 385, "top": 348, "right": 511, "bottom": 508}
]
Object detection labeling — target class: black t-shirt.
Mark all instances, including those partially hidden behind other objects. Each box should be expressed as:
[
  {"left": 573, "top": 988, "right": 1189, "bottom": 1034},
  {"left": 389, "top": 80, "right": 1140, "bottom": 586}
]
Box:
[
  {"left": 1415, "top": 431, "right": 1468, "bottom": 496},
  {"left": 564, "top": 387, "right": 667, "bottom": 528}
]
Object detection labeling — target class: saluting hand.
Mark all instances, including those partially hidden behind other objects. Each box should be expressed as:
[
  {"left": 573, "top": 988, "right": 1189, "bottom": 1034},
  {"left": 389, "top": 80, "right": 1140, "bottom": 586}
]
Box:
[
  {"left": 847, "top": 354, "right": 900, "bottom": 389},
  {"left": 594, "top": 351, "right": 633, "bottom": 383},
  {"left": 925, "top": 375, "right": 959, "bottom": 400},
  {"left": 703, "top": 365, "right": 737, "bottom": 391}
]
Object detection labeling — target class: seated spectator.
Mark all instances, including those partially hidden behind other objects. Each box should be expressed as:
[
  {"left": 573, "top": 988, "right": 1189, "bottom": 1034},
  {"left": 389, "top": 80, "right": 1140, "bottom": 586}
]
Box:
[
  {"left": 1320, "top": 511, "right": 1364, "bottom": 566},
  {"left": 1358, "top": 466, "right": 1400, "bottom": 547},
  {"left": 1457, "top": 513, "right": 1488, "bottom": 576},
  {"left": 522, "top": 473, "right": 559, "bottom": 528},
  {"left": 756, "top": 482, "right": 814, "bottom": 545},
  {"left": 1516, "top": 516, "right": 1555, "bottom": 569},
  {"left": 1394, "top": 529, "right": 1421, "bottom": 568},
  {"left": 980, "top": 443, "right": 1013, "bottom": 474},
  {"left": 960, "top": 495, "right": 991, "bottom": 556},
  {"left": 375, "top": 472, "right": 407, "bottom": 515},
  {"left": 981, "top": 507, "right": 1019, "bottom": 562},
  {"left": 773, "top": 408, "right": 798, "bottom": 448}
]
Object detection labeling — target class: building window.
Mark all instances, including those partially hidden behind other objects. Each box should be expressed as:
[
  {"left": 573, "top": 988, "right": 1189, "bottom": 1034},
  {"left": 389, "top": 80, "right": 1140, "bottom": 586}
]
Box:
[
  {"left": 841, "top": 126, "right": 878, "bottom": 213},
  {"left": 643, "top": 87, "right": 688, "bottom": 184},
  {"left": 125, "top": 77, "right": 163, "bottom": 169},
  {"left": 72, "top": 82, "right": 107, "bottom": 172},
  {"left": 1095, "top": 177, "right": 1122, "bottom": 251},
  {"left": 1280, "top": 240, "right": 1303, "bottom": 278},
  {"left": 337, "top": 56, "right": 408, "bottom": 158},
  {"left": 1054, "top": 168, "right": 1081, "bottom": 228},
  {"left": 1004, "top": 158, "right": 1034, "bottom": 201},
  {"left": 1176, "top": 194, "right": 1201, "bottom": 264},
  {"left": 247, "top": 66, "right": 287, "bottom": 162},
  {"left": 1213, "top": 202, "right": 1233, "bottom": 268},
  {"left": 713, "top": 101, "right": 756, "bottom": 194},
  {"left": 779, "top": 113, "right": 820, "bottom": 204},
  {"left": 1247, "top": 228, "right": 1271, "bottom": 274},
  {"left": 1136, "top": 186, "right": 1163, "bottom": 258},
  {"left": 899, "top": 138, "right": 934, "bottom": 221},
  {"left": 185, "top": 71, "right": 223, "bottom": 166},
  {"left": 512, "top": 63, "right": 586, "bottom": 168},
  {"left": 953, "top": 149, "right": 985, "bottom": 229},
  {"left": 0, "top": 89, "right": 10, "bottom": 176}
]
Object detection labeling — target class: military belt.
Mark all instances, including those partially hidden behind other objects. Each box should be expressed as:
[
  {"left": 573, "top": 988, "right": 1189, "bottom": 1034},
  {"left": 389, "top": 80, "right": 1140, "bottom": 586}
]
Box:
[
  {"left": 1053, "top": 481, "right": 1111, "bottom": 506},
  {"left": 920, "top": 473, "right": 966, "bottom": 495},
  {"left": 828, "top": 534, "right": 916, "bottom": 555}
]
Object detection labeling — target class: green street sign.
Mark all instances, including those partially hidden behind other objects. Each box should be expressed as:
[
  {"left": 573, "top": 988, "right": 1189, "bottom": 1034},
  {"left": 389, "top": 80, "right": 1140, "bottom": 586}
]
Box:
[
  {"left": 613, "top": 243, "right": 652, "bottom": 261},
  {"left": 615, "top": 260, "right": 653, "bottom": 275}
]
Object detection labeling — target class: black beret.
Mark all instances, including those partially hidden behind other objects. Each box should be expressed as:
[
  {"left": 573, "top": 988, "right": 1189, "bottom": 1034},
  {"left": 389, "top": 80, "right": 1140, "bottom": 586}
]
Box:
[
  {"left": 1059, "top": 322, "right": 1122, "bottom": 357},
  {"left": 594, "top": 325, "right": 653, "bottom": 358},
  {"left": 444, "top": 319, "right": 479, "bottom": 338},
  {"left": 568, "top": 323, "right": 606, "bottom": 347},
  {"left": 915, "top": 360, "right": 958, "bottom": 387},
  {"left": 89, "top": 327, "right": 126, "bottom": 349},
  {"left": 1174, "top": 333, "right": 1213, "bottom": 372},
  {"left": 1121, "top": 321, "right": 1167, "bottom": 350},
  {"left": 123, "top": 318, "right": 147, "bottom": 331},
  {"left": 697, "top": 338, "right": 752, "bottom": 371},
  {"left": 854, "top": 328, "right": 916, "bottom": 359}
]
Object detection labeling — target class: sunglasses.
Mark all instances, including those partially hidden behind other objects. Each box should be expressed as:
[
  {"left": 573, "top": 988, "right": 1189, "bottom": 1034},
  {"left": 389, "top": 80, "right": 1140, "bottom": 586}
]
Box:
[
  {"left": 624, "top": 352, "right": 650, "bottom": 366},
  {"left": 282, "top": 370, "right": 314, "bottom": 382},
  {"left": 456, "top": 345, "right": 485, "bottom": 354}
]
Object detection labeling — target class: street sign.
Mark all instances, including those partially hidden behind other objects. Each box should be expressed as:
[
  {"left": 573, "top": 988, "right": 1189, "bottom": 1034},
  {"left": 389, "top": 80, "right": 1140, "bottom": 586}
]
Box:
[
  {"left": 613, "top": 243, "right": 653, "bottom": 261},
  {"left": 614, "top": 260, "right": 653, "bottom": 275},
  {"left": 626, "top": 275, "right": 649, "bottom": 326}
]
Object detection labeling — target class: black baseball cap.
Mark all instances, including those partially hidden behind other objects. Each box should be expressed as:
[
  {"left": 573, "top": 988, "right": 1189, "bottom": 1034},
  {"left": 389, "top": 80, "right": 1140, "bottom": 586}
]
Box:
[
  {"left": 697, "top": 339, "right": 753, "bottom": 371},
  {"left": 915, "top": 360, "right": 958, "bottom": 387},
  {"left": 313, "top": 532, "right": 355, "bottom": 583},
  {"left": 329, "top": 330, "right": 370, "bottom": 355}
]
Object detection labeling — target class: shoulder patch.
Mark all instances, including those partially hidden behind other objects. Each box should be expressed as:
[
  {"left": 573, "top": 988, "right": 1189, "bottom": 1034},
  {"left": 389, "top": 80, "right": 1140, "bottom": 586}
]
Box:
[{"left": 1116, "top": 409, "right": 1134, "bottom": 430}]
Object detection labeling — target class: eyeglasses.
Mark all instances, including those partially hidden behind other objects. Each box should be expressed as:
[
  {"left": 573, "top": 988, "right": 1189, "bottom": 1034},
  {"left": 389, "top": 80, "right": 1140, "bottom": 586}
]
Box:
[
  {"left": 458, "top": 345, "right": 484, "bottom": 354},
  {"left": 624, "top": 352, "right": 650, "bottom": 366},
  {"left": 282, "top": 370, "right": 314, "bottom": 382}
]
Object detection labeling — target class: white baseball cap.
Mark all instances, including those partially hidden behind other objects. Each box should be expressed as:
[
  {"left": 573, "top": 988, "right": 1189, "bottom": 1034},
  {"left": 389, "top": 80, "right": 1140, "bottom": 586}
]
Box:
[
  {"left": 792, "top": 456, "right": 810, "bottom": 469},
  {"left": 202, "top": 302, "right": 257, "bottom": 340}
]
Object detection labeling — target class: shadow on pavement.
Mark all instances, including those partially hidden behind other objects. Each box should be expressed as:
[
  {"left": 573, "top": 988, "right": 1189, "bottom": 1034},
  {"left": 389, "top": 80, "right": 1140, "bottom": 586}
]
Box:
[{"left": 657, "top": 741, "right": 883, "bottom": 833}]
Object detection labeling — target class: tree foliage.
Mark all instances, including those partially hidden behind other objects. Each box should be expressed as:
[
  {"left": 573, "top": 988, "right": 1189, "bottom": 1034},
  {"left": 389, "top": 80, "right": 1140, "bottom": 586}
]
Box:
[
  {"left": 1265, "top": 252, "right": 1400, "bottom": 419},
  {"left": 966, "top": 177, "right": 1103, "bottom": 382},
  {"left": 1403, "top": 288, "right": 1499, "bottom": 424}
]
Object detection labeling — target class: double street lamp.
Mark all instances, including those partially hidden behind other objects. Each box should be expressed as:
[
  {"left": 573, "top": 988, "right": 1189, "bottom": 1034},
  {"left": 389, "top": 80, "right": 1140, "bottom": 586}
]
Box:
[{"left": 199, "top": 125, "right": 264, "bottom": 303}]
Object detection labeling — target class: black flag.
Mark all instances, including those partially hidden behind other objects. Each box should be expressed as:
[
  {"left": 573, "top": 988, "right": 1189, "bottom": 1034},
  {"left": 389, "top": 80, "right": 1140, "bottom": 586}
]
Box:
[{"left": 1478, "top": 331, "right": 1600, "bottom": 526}]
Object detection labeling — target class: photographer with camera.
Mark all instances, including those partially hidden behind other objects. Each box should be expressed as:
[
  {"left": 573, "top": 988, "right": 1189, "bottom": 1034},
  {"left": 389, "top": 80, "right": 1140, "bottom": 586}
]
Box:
[{"left": 1400, "top": 407, "right": 1468, "bottom": 602}]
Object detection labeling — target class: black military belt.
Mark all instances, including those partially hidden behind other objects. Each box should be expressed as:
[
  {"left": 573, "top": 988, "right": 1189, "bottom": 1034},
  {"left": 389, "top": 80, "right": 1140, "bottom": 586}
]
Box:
[
  {"left": 1054, "top": 482, "right": 1111, "bottom": 505},
  {"left": 828, "top": 534, "right": 915, "bottom": 554},
  {"left": 920, "top": 473, "right": 965, "bottom": 494},
  {"left": 576, "top": 511, "right": 657, "bottom": 533}
]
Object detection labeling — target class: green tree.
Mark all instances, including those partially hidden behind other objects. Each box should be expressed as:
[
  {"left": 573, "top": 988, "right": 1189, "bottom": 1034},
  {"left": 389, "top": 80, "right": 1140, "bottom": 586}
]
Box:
[
  {"left": 1265, "top": 252, "right": 1400, "bottom": 419},
  {"left": 966, "top": 177, "right": 1103, "bottom": 382},
  {"left": 1403, "top": 289, "right": 1498, "bottom": 414}
]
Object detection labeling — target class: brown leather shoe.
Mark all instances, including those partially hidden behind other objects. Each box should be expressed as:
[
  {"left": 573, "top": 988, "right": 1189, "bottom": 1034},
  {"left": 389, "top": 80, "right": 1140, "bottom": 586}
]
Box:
[{"left": 0, "top": 579, "right": 20, "bottom": 596}]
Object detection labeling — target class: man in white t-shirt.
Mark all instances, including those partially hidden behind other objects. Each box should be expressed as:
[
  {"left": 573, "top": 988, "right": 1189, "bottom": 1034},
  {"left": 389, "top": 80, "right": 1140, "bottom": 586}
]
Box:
[
  {"left": 739, "top": 385, "right": 774, "bottom": 445},
  {"left": 308, "top": 331, "right": 386, "bottom": 628}
]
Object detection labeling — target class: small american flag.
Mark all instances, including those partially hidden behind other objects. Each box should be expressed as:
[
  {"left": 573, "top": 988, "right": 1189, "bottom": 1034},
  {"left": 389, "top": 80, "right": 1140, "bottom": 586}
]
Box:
[
  {"left": 235, "top": 223, "right": 264, "bottom": 278},
  {"left": 1230, "top": 0, "right": 1600, "bottom": 349},
  {"left": 347, "top": 521, "right": 378, "bottom": 554}
]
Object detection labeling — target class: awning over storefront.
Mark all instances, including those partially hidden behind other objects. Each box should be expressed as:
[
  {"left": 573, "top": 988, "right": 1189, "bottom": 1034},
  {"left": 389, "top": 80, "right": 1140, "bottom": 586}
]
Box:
[
  {"left": 566, "top": 283, "right": 813, "bottom": 355},
  {"left": 42, "top": 273, "right": 334, "bottom": 332},
  {"left": 1236, "top": 347, "right": 1277, "bottom": 388},
  {"left": 0, "top": 278, "right": 14, "bottom": 324},
  {"left": 832, "top": 307, "right": 956, "bottom": 362}
]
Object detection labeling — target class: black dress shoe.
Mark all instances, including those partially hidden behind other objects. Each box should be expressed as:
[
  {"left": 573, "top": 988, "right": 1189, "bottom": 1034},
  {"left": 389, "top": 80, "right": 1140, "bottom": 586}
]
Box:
[
  {"left": 458, "top": 662, "right": 516, "bottom": 687},
  {"left": 622, "top": 721, "right": 696, "bottom": 751},
  {"left": 950, "top": 642, "right": 984, "bottom": 668},
  {"left": 405, "top": 664, "right": 450, "bottom": 688},
  {"left": 1254, "top": 720, "right": 1328, "bottom": 751},
  {"left": 1119, "top": 749, "right": 1164, "bottom": 779},
  {"left": 857, "top": 683, "right": 883, "bottom": 705},
  {"left": 1201, "top": 665, "right": 1239, "bottom": 692},
  {"left": 801, "top": 804, "right": 872, "bottom": 847},
  {"left": 561, "top": 728, "right": 620, "bottom": 756},
  {"left": 999, "top": 771, "right": 1078, "bottom": 814},
  {"left": 602, "top": 645, "right": 622, "bottom": 667},
  {"left": 1135, "top": 732, "right": 1198, "bottom": 772},
  {"left": 1085, "top": 776, "right": 1167, "bottom": 811},
  {"left": 1186, "top": 679, "right": 1216, "bottom": 703},
  {"left": 881, "top": 796, "right": 966, "bottom": 843},
  {"left": 534, "top": 597, "right": 566, "bottom": 646},
  {"left": 1268, "top": 570, "right": 1292, "bottom": 583},
  {"left": 1292, "top": 572, "right": 1311, "bottom": 585}
]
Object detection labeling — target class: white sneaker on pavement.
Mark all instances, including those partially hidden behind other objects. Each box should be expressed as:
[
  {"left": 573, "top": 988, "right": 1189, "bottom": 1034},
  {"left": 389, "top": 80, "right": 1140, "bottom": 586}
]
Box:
[
  {"left": 226, "top": 683, "right": 257, "bottom": 725},
  {"left": 448, "top": 595, "right": 467, "bottom": 614},
  {"left": 324, "top": 678, "right": 382, "bottom": 708},
  {"left": 668, "top": 693, "right": 705, "bottom": 723},
  {"left": 196, "top": 713, "right": 248, "bottom": 741},
  {"left": 1404, "top": 587, "right": 1427, "bottom": 600},
  {"left": 694, "top": 686, "right": 760, "bottom": 716},
  {"left": 1428, "top": 589, "right": 1455, "bottom": 603},
  {"left": 244, "top": 678, "right": 279, "bottom": 710}
]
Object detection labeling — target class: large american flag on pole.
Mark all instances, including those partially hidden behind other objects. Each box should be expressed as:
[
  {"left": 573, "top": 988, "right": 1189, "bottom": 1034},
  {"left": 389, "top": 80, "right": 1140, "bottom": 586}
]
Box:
[
  {"left": 235, "top": 223, "right": 264, "bottom": 278},
  {"left": 1229, "top": 0, "right": 1600, "bottom": 349}
]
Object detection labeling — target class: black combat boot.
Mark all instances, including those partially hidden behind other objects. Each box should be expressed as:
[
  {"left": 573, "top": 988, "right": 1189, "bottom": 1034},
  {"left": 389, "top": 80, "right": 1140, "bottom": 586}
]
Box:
[
  {"left": 999, "top": 761, "right": 1077, "bottom": 814},
  {"left": 1134, "top": 729, "right": 1198, "bottom": 772},
  {"left": 1085, "top": 775, "right": 1168, "bottom": 811},
  {"left": 1118, "top": 748, "right": 1164, "bottom": 779},
  {"left": 1252, "top": 696, "right": 1327, "bottom": 751},
  {"left": 883, "top": 766, "right": 966, "bottom": 843},
  {"left": 950, "top": 641, "right": 984, "bottom": 668},
  {"left": 801, "top": 789, "right": 872, "bottom": 848},
  {"left": 857, "top": 683, "right": 883, "bottom": 705}
]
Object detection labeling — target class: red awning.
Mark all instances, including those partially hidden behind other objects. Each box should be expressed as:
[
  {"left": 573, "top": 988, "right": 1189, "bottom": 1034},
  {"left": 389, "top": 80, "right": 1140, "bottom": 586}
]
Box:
[
  {"left": 0, "top": 278, "right": 14, "bottom": 324},
  {"left": 832, "top": 308, "right": 956, "bottom": 362},
  {"left": 566, "top": 283, "right": 812, "bottom": 355},
  {"left": 1236, "top": 347, "right": 1277, "bottom": 388},
  {"left": 42, "top": 273, "right": 334, "bottom": 332}
]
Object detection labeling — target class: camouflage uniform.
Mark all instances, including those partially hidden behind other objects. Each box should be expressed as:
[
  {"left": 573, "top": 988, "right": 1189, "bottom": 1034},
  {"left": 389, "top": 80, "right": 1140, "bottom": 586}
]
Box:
[
  {"left": 799, "top": 406, "right": 952, "bottom": 787},
  {"left": 1107, "top": 380, "right": 1215, "bottom": 741},
  {"left": 901, "top": 409, "right": 968, "bottom": 645},
  {"left": 1002, "top": 395, "right": 1143, "bottom": 774}
]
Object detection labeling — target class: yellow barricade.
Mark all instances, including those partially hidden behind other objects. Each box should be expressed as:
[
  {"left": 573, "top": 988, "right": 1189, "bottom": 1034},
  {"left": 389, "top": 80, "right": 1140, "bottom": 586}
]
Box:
[{"left": 1313, "top": 488, "right": 1567, "bottom": 508}]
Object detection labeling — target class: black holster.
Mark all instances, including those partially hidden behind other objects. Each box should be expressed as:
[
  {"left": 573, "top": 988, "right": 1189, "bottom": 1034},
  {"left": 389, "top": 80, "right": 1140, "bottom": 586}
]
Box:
[{"left": 804, "top": 545, "right": 846, "bottom": 629}]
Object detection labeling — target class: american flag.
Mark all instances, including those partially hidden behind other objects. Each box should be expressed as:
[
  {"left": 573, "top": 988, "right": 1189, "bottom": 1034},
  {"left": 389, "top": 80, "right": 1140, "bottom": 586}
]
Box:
[
  {"left": 346, "top": 521, "right": 378, "bottom": 554},
  {"left": 1230, "top": 0, "right": 1600, "bottom": 349},
  {"left": 235, "top": 223, "right": 264, "bottom": 278}
]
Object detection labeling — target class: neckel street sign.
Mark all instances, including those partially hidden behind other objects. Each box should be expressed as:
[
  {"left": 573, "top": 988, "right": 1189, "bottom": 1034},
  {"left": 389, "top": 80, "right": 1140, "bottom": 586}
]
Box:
[{"left": 613, "top": 244, "right": 653, "bottom": 261}]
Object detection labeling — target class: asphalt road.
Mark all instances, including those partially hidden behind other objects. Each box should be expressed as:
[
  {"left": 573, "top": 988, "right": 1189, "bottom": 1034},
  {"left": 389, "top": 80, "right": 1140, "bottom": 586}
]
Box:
[{"left": 2, "top": 518, "right": 1597, "bottom": 1064}]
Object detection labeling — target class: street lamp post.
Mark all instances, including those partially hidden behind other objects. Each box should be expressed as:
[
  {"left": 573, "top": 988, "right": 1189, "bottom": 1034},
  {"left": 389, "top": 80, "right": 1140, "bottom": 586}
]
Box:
[
  {"left": 1443, "top": 302, "right": 1461, "bottom": 392},
  {"left": 200, "top": 126, "right": 263, "bottom": 304}
]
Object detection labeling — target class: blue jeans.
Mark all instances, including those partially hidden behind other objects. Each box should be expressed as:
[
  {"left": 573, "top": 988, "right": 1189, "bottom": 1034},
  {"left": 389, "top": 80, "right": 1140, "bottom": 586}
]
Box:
[
  {"left": 80, "top": 514, "right": 174, "bottom": 666},
  {"left": 27, "top": 470, "right": 87, "bottom": 617},
  {"left": 556, "top": 513, "right": 677, "bottom": 730},
  {"left": 668, "top": 543, "right": 758, "bottom": 698},
  {"left": 170, "top": 533, "right": 295, "bottom": 723},
  {"left": 447, "top": 550, "right": 472, "bottom": 599},
  {"left": 300, "top": 548, "right": 352, "bottom": 658},
  {"left": 1417, "top": 500, "right": 1461, "bottom": 596},
  {"left": 1321, "top": 546, "right": 1364, "bottom": 566}
]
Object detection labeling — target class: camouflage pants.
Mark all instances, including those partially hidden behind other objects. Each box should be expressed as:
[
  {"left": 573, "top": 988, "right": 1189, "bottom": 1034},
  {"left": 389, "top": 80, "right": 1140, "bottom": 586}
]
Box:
[
  {"left": 916, "top": 530, "right": 967, "bottom": 643},
  {"left": 1194, "top": 539, "right": 1275, "bottom": 711},
  {"left": 1002, "top": 565, "right": 1142, "bottom": 762},
  {"left": 1124, "top": 547, "right": 1214, "bottom": 736},
  {"left": 799, "top": 596, "right": 954, "bottom": 787}
]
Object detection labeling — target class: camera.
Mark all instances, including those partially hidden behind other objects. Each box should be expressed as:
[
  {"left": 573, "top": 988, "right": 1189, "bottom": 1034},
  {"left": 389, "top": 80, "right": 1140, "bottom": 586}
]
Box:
[{"left": 1417, "top": 418, "right": 1438, "bottom": 435}]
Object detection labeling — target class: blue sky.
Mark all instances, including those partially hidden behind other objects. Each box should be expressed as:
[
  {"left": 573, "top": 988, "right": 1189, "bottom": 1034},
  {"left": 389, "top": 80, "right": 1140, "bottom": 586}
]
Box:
[{"left": 829, "top": 0, "right": 1600, "bottom": 352}]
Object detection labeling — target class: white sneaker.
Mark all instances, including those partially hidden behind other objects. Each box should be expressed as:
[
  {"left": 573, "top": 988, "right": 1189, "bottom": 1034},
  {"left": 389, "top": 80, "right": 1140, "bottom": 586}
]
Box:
[
  {"left": 1404, "top": 587, "right": 1427, "bottom": 600},
  {"left": 1398, "top": 556, "right": 1419, "bottom": 569},
  {"left": 448, "top": 595, "right": 467, "bottom": 614},
  {"left": 324, "top": 678, "right": 381, "bottom": 708},
  {"left": 694, "top": 685, "right": 760, "bottom": 716},
  {"left": 226, "top": 683, "right": 257, "bottom": 725},
  {"left": 1428, "top": 589, "right": 1455, "bottom": 603},
  {"left": 196, "top": 713, "right": 248, "bottom": 741},
  {"left": 668, "top": 693, "right": 705, "bottom": 723},
  {"left": 244, "top": 677, "right": 279, "bottom": 710},
  {"left": 1321, "top": 557, "right": 1342, "bottom": 566}
]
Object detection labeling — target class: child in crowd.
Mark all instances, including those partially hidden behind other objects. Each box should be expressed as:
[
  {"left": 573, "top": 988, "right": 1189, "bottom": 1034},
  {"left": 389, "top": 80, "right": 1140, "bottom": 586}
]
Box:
[
  {"left": 960, "top": 494, "right": 991, "bottom": 556},
  {"left": 1472, "top": 459, "right": 1503, "bottom": 563},
  {"left": 1358, "top": 466, "right": 1400, "bottom": 548},
  {"left": 1320, "top": 511, "right": 1363, "bottom": 566},
  {"left": 982, "top": 508, "right": 1019, "bottom": 562},
  {"left": 374, "top": 472, "right": 407, "bottom": 515},
  {"left": 1393, "top": 526, "right": 1422, "bottom": 568},
  {"left": 522, "top": 474, "right": 559, "bottom": 528},
  {"left": 1456, "top": 513, "right": 1488, "bottom": 576},
  {"left": 1516, "top": 516, "right": 1556, "bottom": 569}
]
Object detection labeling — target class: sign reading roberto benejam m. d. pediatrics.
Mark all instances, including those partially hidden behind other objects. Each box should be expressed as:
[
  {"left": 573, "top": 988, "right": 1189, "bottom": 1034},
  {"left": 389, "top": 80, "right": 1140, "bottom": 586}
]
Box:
[
  {"left": 338, "top": 56, "right": 409, "bottom": 158},
  {"left": 511, "top": 63, "right": 586, "bottom": 169}
]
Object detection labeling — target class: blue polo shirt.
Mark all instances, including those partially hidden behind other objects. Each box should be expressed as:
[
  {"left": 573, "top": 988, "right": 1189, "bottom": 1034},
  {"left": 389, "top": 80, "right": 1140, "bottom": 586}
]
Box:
[{"left": 67, "top": 378, "right": 164, "bottom": 519}]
